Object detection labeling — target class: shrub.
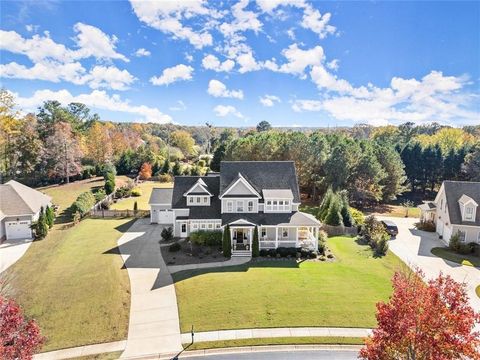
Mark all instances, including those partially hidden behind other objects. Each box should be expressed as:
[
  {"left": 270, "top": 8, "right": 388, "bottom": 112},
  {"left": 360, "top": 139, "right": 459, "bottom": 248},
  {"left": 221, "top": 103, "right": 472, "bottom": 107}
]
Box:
[
  {"left": 449, "top": 233, "right": 461, "bottom": 252},
  {"left": 105, "top": 179, "right": 115, "bottom": 195},
  {"left": 139, "top": 162, "right": 152, "bottom": 180},
  {"left": 71, "top": 191, "right": 96, "bottom": 217},
  {"left": 318, "top": 230, "right": 328, "bottom": 255},
  {"left": 33, "top": 207, "right": 48, "bottom": 239},
  {"left": 223, "top": 225, "right": 231, "bottom": 257},
  {"left": 161, "top": 227, "right": 174, "bottom": 242},
  {"left": 375, "top": 237, "right": 389, "bottom": 256},
  {"left": 102, "top": 163, "right": 117, "bottom": 180},
  {"left": 94, "top": 188, "right": 106, "bottom": 203},
  {"left": 115, "top": 186, "right": 131, "bottom": 199},
  {"left": 169, "top": 242, "right": 181, "bottom": 252},
  {"left": 82, "top": 165, "right": 95, "bottom": 179},
  {"left": 318, "top": 188, "right": 334, "bottom": 220},
  {"left": 359, "top": 215, "right": 390, "bottom": 256},
  {"left": 158, "top": 174, "right": 173, "bottom": 183},
  {"left": 45, "top": 205, "right": 55, "bottom": 229},
  {"left": 349, "top": 207, "right": 365, "bottom": 226},
  {"left": 252, "top": 226, "right": 259, "bottom": 257},
  {"left": 190, "top": 230, "right": 223, "bottom": 246},
  {"left": 415, "top": 219, "right": 436, "bottom": 232},
  {"left": 259, "top": 249, "right": 268, "bottom": 257},
  {"left": 131, "top": 188, "right": 142, "bottom": 197}
]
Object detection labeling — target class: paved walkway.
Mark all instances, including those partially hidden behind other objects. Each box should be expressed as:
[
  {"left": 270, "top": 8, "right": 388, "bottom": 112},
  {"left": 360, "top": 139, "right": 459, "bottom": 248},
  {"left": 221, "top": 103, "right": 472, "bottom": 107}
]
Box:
[
  {"left": 168, "top": 256, "right": 251, "bottom": 273},
  {"left": 181, "top": 327, "right": 372, "bottom": 344},
  {"left": 378, "top": 216, "right": 480, "bottom": 313},
  {"left": 0, "top": 237, "right": 33, "bottom": 274},
  {"left": 117, "top": 218, "right": 183, "bottom": 358},
  {"left": 33, "top": 341, "right": 126, "bottom": 360}
]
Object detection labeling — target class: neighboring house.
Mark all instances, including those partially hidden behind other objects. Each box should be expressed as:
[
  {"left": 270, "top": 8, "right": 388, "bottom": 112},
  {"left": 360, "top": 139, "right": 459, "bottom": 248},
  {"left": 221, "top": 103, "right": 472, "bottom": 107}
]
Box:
[
  {"left": 149, "top": 161, "right": 321, "bottom": 256},
  {"left": 0, "top": 180, "right": 52, "bottom": 241},
  {"left": 419, "top": 180, "right": 480, "bottom": 245}
]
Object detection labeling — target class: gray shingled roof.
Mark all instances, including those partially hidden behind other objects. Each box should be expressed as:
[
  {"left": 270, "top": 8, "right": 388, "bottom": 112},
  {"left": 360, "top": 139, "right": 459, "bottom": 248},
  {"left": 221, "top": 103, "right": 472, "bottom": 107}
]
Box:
[
  {"left": 171, "top": 176, "right": 221, "bottom": 219},
  {"left": 0, "top": 180, "right": 52, "bottom": 216},
  {"left": 222, "top": 211, "right": 320, "bottom": 227},
  {"left": 220, "top": 161, "right": 301, "bottom": 202},
  {"left": 418, "top": 201, "right": 436, "bottom": 211},
  {"left": 262, "top": 189, "right": 294, "bottom": 199},
  {"left": 444, "top": 181, "right": 480, "bottom": 226},
  {"left": 149, "top": 188, "right": 173, "bottom": 205}
]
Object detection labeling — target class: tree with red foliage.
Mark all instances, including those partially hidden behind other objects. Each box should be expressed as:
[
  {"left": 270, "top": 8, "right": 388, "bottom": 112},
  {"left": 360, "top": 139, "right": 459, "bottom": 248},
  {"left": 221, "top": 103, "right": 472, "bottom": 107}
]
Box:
[
  {"left": 0, "top": 296, "right": 44, "bottom": 360},
  {"left": 360, "top": 269, "right": 480, "bottom": 360},
  {"left": 139, "top": 162, "right": 152, "bottom": 180}
]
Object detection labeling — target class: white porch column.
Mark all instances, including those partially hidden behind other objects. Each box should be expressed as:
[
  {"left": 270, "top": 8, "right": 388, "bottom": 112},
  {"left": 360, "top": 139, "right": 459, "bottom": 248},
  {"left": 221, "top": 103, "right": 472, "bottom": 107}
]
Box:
[
  {"left": 275, "top": 227, "right": 278, "bottom": 248},
  {"left": 295, "top": 227, "right": 299, "bottom": 247},
  {"left": 250, "top": 228, "right": 253, "bottom": 250},
  {"left": 230, "top": 228, "right": 234, "bottom": 250}
]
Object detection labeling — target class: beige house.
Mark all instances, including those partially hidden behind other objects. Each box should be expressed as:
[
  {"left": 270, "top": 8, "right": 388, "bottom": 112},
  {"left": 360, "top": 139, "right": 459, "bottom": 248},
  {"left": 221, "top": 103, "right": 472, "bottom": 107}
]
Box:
[
  {"left": 0, "top": 180, "right": 52, "bottom": 241},
  {"left": 419, "top": 181, "right": 480, "bottom": 245},
  {"left": 149, "top": 161, "right": 321, "bottom": 256}
]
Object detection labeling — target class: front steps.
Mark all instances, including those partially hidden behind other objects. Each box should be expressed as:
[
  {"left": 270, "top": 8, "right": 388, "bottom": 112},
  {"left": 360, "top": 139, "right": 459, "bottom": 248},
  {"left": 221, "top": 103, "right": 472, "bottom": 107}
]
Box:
[{"left": 231, "top": 250, "right": 251, "bottom": 257}]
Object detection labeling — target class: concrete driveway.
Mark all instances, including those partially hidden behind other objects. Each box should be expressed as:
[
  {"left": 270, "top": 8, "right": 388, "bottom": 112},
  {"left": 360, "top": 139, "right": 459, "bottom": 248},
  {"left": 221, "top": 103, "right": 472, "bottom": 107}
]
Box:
[
  {"left": 378, "top": 216, "right": 480, "bottom": 312},
  {"left": 0, "top": 238, "right": 33, "bottom": 274},
  {"left": 116, "top": 218, "right": 182, "bottom": 359}
]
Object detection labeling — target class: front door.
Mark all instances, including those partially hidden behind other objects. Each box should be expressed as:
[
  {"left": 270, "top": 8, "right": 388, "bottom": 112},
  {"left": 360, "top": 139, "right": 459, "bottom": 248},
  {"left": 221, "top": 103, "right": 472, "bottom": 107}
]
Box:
[
  {"left": 180, "top": 223, "right": 187, "bottom": 237},
  {"left": 235, "top": 229, "right": 244, "bottom": 243}
]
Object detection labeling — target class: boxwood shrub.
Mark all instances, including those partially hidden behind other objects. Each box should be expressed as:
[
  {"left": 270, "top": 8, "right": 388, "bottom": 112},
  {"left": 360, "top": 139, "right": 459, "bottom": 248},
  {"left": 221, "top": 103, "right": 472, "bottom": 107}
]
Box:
[{"left": 190, "top": 230, "right": 223, "bottom": 246}]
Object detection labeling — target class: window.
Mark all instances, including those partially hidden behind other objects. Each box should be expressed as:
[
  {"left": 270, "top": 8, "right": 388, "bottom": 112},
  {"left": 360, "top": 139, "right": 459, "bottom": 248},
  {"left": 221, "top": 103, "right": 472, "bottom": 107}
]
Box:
[
  {"left": 458, "top": 230, "right": 466, "bottom": 242},
  {"left": 227, "top": 201, "right": 233, "bottom": 212},
  {"left": 282, "top": 228, "right": 289, "bottom": 238},
  {"left": 181, "top": 223, "right": 187, "bottom": 233},
  {"left": 237, "top": 200, "right": 244, "bottom": 212},
  {"left": 465, "top": 206, "right": 474, "bottom": 220},
  {"left": 208, "top": 223, "right": 213, "bottom": 229},
  {"left": 204, "top": 197, "right": 208, "bottom": 203},
  {"left": 440, "top": 199, "right": 443, "bottom": 210},
  {"left": 261, "top": 228, "right": 266, "bottom": 238},
  {"left": 247, "top": 201, "right": 254, "bottom": 212},
  {"left": 216, "top": 223, "right": 221, "bottom": 229},
  {"left": 189, "top": 197, "right": 193, "bottom": 203},
  {"left": 201, "top": 223, "right": 206, "bottom": 229},
  {"left": 196, "top": 197, "right": 201, "bottom": 203},
  {"left": 193, "top": 223, "right": 198, "bottom": 229}
]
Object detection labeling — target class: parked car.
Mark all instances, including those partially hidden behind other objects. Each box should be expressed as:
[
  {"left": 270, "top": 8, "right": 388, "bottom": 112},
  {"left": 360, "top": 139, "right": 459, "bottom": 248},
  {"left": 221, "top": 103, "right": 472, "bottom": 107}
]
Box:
[{"left": 381, "top": 220, "right": 399, "bottom": 237}]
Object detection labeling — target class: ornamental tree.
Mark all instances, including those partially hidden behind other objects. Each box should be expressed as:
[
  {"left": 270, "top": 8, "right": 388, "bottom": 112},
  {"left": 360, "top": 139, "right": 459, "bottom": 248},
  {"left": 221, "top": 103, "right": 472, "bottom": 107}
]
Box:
[
  {"left": 360, "top": 269, "right": 480, "bottom": 360},
  {"left": 0, "top": 296, "right": 44, "bottom": 359},
  {"left": 139, "top": 162, "right": 152, "bottom": 180},
  {"left": 222, "top": 225, "right": 231, "bottom": 258}
]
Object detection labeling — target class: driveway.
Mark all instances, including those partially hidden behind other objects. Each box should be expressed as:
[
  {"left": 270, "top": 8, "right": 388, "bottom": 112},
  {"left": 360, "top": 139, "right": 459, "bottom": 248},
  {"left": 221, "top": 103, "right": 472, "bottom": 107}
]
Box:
[
  {"left": 378, "top": 216, "right": 480, "bottom": 312},
  {"left": 116, "top": 218, "right": 182, "bottom": 359},
  {"left": 0, "top": 238, "right": 33, "bottom": 274}
]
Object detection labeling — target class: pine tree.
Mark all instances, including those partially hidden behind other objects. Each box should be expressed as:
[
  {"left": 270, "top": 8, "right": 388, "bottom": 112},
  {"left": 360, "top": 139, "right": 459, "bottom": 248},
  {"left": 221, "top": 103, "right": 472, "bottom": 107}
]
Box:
[
  {"left": 223, "top": 225, "right": 232, "bottom": 258},
  {"left": 324, "top": 196, "right": 344, "bottom": 226},
  {"left": 35, "top": 206, "right": 48, "bottom": 239},
  {"left": 252, "top": 226, "right": 259, "bottom": 257},
  {"left": 133, "top": 201, "right": 138, "bottom": 215},
  {"left": 339, "top": 191, "right": 354, "bottom": 227},
  {"left": 161, "top": 158, "right": 170, "bottom": 174},
  {"left": 318, "top": 188, "right": 334, "bottom": 221},
  {"left": 172, "top": 161, "right": 181, "bottom": 176}
]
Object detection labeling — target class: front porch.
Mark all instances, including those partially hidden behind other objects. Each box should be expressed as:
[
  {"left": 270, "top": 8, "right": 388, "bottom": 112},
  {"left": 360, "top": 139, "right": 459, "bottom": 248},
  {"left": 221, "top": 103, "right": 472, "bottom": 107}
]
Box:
[{"left": 229, "top": 225, "right": 319, "bottom": 256}]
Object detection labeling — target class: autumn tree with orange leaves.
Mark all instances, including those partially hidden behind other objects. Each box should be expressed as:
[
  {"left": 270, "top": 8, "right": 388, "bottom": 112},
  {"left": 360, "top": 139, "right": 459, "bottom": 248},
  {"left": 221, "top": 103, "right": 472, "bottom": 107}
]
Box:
[
  {"left": 139, "top": 162, "right": 152, "bottom": 180},
  {"left": 360, "top": 269, "right": 480, "bottom": 360}
]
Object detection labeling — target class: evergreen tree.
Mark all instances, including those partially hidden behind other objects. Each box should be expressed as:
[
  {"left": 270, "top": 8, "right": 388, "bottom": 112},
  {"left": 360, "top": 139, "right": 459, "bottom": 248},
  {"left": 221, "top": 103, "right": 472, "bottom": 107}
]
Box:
[
  {"left": 133, "top": 201, "right": 138, "bottom": 215},
  {"left": 252, "top": 226, "right": 259, "bottom": 257},
  {"left": 161, "top": 158, "right": 170, "bottom": 174},
  {"left": 223, "top": 225, "right": 232, "bottom": 258},
  {"left": 45, "top": 205, "right": 55, "bottom": 228},
  {"left": 210, "top": 143, "right": 226, "bottom": 172},
  {"left": 375, "top": 145, "right": 407, "bottom": 201},
  {"left": 324, "top": 196, "right": 343, "bottom": 226},
  {"left": 35, "top": 206, "right": 48, "bottom": 239},
  {"left": 172, "top": 161, "right": 182, "bottom": 176},
  {"left": 318, "top": 188, "right": 334, "bottom": 221},
  {"left": 339, "top": 191, "right": 354, "bottom": 227},
  {"left": 443, "top": 148, "right": 457, "bottom": 180},
  {"left": 401, "top": 142, "right": 423, "bottom": 191}
]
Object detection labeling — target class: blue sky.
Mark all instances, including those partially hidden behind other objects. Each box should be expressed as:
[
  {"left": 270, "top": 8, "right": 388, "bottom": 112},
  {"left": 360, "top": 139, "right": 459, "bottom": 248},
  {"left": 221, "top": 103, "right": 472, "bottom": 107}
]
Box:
[{"left": 1, "top": 0, "right": 479, "bottom": 127}]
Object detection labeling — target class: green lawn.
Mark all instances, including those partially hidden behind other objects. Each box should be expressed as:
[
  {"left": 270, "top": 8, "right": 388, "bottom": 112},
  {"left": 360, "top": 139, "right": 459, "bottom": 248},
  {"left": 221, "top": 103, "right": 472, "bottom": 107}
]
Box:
[
  {"left": 431, "top": 247, "right": 480, "bottom": 267},
  {"left": 4, "top": 218, "right": 133, "bottom": 352},
  {"left": 70, "top": 351, "right": 124, "bottom": 360},
  {"left": 110, "top": 181, "right": 173, "bottom": 211},
  {"left": 185, "top": 337, "right": 365, "bottom": 351},
  {"left": 476, "top": 285, "right": 480, "bottom": 299},
  {"left": 173, "top": 236, "right": 403, "bottom": 332}
]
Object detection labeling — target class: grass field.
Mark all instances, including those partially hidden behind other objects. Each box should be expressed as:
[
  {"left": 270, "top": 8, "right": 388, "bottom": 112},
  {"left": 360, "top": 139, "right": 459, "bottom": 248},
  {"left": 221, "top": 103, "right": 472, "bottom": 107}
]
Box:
[
  {"left": 173, "top": 236, "right": 403, "bottom": 332},
  {"left": 184, "top": 337, "right": 365, "bottom": 350},
  {"left": 70, "top": 351, "right": 123, "bottom": 360},
  {"left": 3, "top": 218, "right": 133, "bottom": 352},
  {"left": 110, "top": 181, "right": 173, "bottom": 211},
  {"left": 431, "top": 247, "right": 480, "bottom": 267}
]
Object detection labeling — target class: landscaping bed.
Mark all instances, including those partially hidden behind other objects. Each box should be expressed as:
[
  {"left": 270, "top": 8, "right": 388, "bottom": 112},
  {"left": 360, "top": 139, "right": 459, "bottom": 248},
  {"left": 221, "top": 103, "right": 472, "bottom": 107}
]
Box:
[
  {"left": 173, "top": 236, "right": 403, "bottom": 332},
  {"left": 161, "top": 239, "right": 227, "bottom": 266},
  {"left": 431, "top": 247, "right": 480, "bottom": 267}
]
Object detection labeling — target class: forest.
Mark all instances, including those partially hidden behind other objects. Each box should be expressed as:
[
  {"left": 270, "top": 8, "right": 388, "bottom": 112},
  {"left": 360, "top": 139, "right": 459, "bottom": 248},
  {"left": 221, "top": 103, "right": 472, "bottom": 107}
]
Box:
[{"left": 1, "top": 89, "right": 479, "bottom": 208}]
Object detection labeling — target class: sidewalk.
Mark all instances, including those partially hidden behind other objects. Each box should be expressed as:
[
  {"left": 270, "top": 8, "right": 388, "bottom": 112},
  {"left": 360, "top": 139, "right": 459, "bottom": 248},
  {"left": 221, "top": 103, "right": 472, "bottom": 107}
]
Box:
[
  {"left": 168, "top": 256, "right": 251, "bottom": 273},
  {"left": 33, "top": 341, "right": 126, "bottom": 360},
  {"left": 180, "top": 327, "right": 372, "bottom": 344}
]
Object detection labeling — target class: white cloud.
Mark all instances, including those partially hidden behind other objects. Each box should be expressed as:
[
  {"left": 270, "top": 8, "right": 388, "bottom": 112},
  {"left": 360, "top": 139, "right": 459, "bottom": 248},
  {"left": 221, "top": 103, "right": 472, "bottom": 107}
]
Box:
[
  {"left": 219, "top": 0, "right": 263, "bottom": 38},
  {"left": 86, "top": 66, "right": 136, "bottom": 90},
  {"left": 169, "top": 100, "right": 187, "bottom": 111},
  {"left": 278, "top": 43, "right": 324, "bottom": 77},
  {"left": 300, "top": 5, "right": 336, "bottom": 39},
  {"left": 260, "top": 94, "right": 281, "bottom": 107},
  {"left": 129, "top": 0, "right": 217, "bottom": 49},
  {"left": 202, "top": 54, "right": 235, "bottom": 72},
  {"left": 207, "top": 79, "right": 244, "bottom": 99},
  {"left": 326, "top": 59, "right": 339, "bottom": 71},
  {"left": 14, "top": 89, "right": 172, "bottom": 123},
  {"left": 73, "top": 22, "right": 129, "bottom": 62},
  {"left": 185, "top": 53, "right": 194, "bottom": 62},
  {"left": 237, "top": 51, "right": 261, "bottom": 73},
  {"left": 134, "top": 48, "right": 151, "bottom": 57},
  {"left": 150, "top": 64, "right": 194, "bottom": 86},
  {"left": 291, "top": 99, "right": 322, "bottom": 112},
  {"left": 25, "top": 24, "right": 39, "bottom": 32},
  {"left": 213, "top": 105, "right": 243, "bottom": 118}
]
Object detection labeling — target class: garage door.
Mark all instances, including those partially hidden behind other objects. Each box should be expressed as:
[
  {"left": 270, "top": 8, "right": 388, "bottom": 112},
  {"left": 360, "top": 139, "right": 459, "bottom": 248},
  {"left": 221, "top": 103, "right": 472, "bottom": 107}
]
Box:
[
  {"left": 152, "top": 209, "right": 173, "bottom": 224},
  {"left": 6, "top": 221, "right": 32, "bottom": 240}
]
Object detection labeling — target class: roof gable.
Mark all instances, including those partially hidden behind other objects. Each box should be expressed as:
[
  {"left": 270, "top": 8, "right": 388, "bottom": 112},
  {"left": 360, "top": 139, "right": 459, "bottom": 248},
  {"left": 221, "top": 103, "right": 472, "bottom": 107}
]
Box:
[
  {"left": 443, "top": 181, "right": 480, "bottom": 226},
  {"left": 221, "top": 173, "right": 260, "bottom": 198},
  {"left": 0, "top": 180, "right": 52, "bottom": 216},
  {"left": 183, "top": 178, "right": 212, "bottom": 196}
]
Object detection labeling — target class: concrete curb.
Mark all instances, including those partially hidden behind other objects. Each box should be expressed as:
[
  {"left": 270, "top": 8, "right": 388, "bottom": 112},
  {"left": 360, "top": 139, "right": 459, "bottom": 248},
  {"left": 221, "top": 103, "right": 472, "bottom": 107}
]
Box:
[{"left": 33, "top": 340, "right": 126, "bottom": 360}]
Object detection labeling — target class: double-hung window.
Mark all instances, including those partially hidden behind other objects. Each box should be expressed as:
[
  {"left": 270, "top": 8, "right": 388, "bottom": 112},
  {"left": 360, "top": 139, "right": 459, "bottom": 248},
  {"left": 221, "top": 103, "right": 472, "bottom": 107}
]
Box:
[
  {"left": 227, "top": 201, "right": 233, "bottom": 212},
  {"left": 237, "top": 200, "right": 244, "bottom": 212},
  {"left": 247, "top": 200, "right": 254, "bottom": 212},
  {"left": 282, "top": 228, "right": 289, "bottom": 238},
  {"left": 189, "top": 197, "right": 193, "bottom": 204},
  {"left": 465, "top": 206, "right": 474, "bottom": 220},
  {"left": 458, "top": 230, "right": 466, "bottom": 242}
]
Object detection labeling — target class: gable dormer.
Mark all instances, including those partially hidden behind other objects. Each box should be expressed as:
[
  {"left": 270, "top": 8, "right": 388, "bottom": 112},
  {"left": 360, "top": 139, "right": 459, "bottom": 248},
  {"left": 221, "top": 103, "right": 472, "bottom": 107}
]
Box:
[
  {"left": 219, "top": 173, "right": 261, "bottom": 199},
  {"left": 458, "top": 194, "right": 478, "bottom": 222},
  {"left": 184, "top": 178, "right": 212, "bottom": 206}
]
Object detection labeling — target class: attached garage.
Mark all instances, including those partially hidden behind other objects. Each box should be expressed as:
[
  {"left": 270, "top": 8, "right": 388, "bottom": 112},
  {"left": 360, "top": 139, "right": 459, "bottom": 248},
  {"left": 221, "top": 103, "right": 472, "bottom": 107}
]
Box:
[
  {"left": 151, "top": 208, "right": 174, "bottom": 224},
  {"left": 5, "top": 220, "right": 32, "bottom": 240},
  {"left": 149, "top": 187, "right": 174, "bottom": 225}
]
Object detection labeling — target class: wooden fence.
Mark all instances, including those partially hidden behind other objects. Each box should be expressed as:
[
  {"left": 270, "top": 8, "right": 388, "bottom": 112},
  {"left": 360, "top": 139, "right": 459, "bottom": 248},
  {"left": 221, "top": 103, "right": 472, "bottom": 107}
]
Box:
[
  {"left": 321, "top": 224, "right": 358, "bottom": 236},
  {"left": 89, "top": 209, "right": 150, "bottom": 218}
]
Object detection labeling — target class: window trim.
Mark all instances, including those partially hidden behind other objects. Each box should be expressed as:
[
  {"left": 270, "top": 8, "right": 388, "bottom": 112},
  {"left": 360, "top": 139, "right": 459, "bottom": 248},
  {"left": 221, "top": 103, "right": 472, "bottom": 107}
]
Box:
[
  {"left": 247, "top": 200, "right": 254, "bottom": 212},
  {"left": 282, "top": 227, "right": 289, "bottom": 238},
  {"left": 227, "top": 201, "right": 233, "bottom": 212}
]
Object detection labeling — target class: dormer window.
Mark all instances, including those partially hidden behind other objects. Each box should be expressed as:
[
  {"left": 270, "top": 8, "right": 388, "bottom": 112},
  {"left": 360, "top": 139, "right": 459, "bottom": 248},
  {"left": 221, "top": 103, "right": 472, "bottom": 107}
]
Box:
[
  {"left": 465, "top": 206, "right": 474, "bottom": 220},
  {"left": 458, "top": 194, "right": 477, "bottom": 222}
]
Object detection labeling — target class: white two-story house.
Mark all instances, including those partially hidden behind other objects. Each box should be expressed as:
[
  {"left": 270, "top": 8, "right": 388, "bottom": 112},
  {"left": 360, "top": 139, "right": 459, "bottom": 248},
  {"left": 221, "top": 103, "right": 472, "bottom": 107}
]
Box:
[
  {"left": 419, "top": 180, "right": 480, "bottom": 244},
  {"left": 149, "top": 161, "right": 321, "bottom": 256}
]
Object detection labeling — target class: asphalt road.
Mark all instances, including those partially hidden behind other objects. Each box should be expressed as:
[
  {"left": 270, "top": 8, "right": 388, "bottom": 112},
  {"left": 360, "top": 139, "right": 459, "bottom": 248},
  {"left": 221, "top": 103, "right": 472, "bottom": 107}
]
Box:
[{"left": 180, "top": 350, "right": 359, "bottom": 359}]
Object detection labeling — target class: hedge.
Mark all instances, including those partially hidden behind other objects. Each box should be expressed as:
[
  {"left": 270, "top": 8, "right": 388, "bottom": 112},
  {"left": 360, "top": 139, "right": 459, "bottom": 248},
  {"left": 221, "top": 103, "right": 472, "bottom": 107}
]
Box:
[
  {"left": 71, "top": 191, "right": 96, "bottom": 217},
  {"left": 190, "top": 230, "right": 223, "bottom": 246}
]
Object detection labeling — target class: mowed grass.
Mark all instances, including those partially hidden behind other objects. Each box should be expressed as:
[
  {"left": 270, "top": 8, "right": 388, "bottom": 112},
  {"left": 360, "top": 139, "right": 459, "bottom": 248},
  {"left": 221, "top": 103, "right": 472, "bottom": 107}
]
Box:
[
  {"left": 476, "top": 285, "right": 480, "bottom": 299},
  {"left": 431, "top": 247, "right": 480, "bottom": 267},
  {"left": 173, "top": 236, "right": 403, "bottom": 332},
  {"left": 110, "top": 181, "right": 173, "bottom": 211},
  {"left": 184, "top": 337, "right": 365, "bottom": 350},
  {"left": 4, "top": 218, "right": 133, "bottom": 352}
]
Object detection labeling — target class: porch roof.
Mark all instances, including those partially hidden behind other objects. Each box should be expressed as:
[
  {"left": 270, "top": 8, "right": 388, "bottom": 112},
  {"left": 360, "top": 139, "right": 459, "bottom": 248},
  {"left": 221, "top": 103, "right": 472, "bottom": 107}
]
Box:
[{"left": 222, "top": 211, "right": 321, "bottom": 227}]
